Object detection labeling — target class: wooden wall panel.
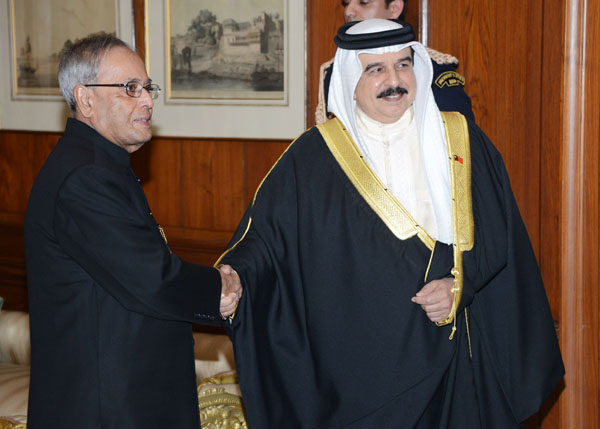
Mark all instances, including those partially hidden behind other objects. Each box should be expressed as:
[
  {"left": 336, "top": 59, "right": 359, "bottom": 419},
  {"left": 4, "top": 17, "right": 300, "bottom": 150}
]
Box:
[
  {"left": 307, "top": 0, "right": 345, "bottom": 127},
  {"left": 539, "top": 2, "right": 565, "bottom": 298},
  {"left": 539, "top": 2, "right": 566, "bottom": 426},
  {"left": 0, "top": 131, "right": 58, "bottom": 311},
  {"left": 244, "top": 140, "right": 290, "bottom": 204},
  {"left": 131, "top": 139, "right": 182, "bottom": 226},
  {"left": 0, "top": 132, "right": 59, "bottom": 223},
  {"left": 0, "top": 225, "right": 27, "bottom": 312},
  {"left": 181, "top": 139, "right": 245, "bottom": 231},
  {"left": 403, "top": 2, "right": 420, "bottom": 36},
  {"left": 427, "top": 1, "right": 543, "bottom": 255},
  {"left": 558, "top": 0, "right": 600, "bottom": 426}
]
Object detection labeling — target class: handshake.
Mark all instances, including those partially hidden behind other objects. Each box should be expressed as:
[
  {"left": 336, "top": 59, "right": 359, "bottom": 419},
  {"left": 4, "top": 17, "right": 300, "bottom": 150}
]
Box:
[{"left": 218, "top": 264, "right": 242, "bottom": 318}]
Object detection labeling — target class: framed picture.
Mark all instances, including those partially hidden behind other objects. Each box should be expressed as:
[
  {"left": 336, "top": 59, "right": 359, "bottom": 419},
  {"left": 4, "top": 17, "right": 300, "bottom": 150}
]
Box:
[
  {"left": 0, "top": 0, "right": 135, "bottom": 131},
  {"left": 168, "top": 0, "right": 285, "bottom": 103},
  {"left": 145, "top": 0, "right": 306, "bottom": 139}
]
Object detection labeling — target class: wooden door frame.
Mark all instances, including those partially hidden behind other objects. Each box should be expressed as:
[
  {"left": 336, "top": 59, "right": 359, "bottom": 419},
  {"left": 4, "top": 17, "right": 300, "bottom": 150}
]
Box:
[{"left": 558, "top": 0, "right": 600, "bottom": 426}]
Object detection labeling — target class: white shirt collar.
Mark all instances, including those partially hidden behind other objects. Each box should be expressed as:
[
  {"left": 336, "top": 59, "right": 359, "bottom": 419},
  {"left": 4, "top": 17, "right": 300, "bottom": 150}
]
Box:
[{"left": 355, "top": 105, "right": 414, "bottom": 139}]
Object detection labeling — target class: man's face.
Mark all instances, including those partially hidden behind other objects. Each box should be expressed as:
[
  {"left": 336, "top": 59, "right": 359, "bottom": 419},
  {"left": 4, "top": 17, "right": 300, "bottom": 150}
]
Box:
[
  {"left": 85, "top": 47, "right": 153, "bottom": 153},
  {"left": 342, "top": 0, "right": 403, "bottom": 22},
  {"left": 354, "top": 48, "right": 416, "bottom": 124}
]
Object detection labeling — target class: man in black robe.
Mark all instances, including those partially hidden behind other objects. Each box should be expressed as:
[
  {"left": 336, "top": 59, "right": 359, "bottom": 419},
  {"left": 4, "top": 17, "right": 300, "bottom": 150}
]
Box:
[
  {"left": 220, "top": 19, "right": 563, "bottom": 428},
  {"left": 25, "top": 33, "right": 241, "bottom": 428}
]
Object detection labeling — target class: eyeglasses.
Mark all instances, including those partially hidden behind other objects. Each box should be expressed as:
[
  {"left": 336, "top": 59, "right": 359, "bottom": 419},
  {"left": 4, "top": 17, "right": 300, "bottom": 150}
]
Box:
[{"left": 84, "top": 80, "right": 161, "bottom": 100}]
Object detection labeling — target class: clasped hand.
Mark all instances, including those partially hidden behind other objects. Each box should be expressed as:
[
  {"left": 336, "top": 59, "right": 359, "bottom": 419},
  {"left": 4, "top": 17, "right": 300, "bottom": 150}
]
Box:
[
  {"left": 411, "top": 277, "right": 454, "bottom": 323},
  {"left": 218, "top": 264, "right": 242, "bottom": 318}
]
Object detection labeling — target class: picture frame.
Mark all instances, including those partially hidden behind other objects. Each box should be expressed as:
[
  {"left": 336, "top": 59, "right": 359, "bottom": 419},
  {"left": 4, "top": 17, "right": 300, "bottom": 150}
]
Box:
[
  {"left": 145, "top": 0, "right": 306, "bottom": 139},
  {"left": 0, "top": 0, "right": 135, "bottom": 131}
]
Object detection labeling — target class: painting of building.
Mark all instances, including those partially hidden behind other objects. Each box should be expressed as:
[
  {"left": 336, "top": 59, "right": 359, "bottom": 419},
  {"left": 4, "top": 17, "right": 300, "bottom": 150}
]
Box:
[
  {"left": 168, "top": 1, "right": 285, "bottom": 100},
  {"left": 10, "top": 0, "right": 117, "bottom": 97}
]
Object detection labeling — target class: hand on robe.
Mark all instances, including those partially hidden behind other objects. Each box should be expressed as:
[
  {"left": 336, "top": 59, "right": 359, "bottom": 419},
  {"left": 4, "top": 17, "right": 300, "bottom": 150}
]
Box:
[
  {"left": 411, "top": 277, "right": 454, "bottom": 323},
  {"left": 218, "top": 264, "right": 242, "bottom": 318}
]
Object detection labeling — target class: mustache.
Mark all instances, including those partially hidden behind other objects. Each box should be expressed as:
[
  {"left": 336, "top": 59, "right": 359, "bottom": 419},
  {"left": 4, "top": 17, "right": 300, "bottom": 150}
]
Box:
[{"left": 377, "top": 86, "right": 409, "bottom": 98}]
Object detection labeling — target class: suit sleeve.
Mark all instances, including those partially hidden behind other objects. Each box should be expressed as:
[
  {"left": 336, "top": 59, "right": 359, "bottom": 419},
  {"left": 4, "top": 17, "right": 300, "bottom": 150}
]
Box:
[{"left": 53, "top": 164, "right": 222, "bottom": 325}]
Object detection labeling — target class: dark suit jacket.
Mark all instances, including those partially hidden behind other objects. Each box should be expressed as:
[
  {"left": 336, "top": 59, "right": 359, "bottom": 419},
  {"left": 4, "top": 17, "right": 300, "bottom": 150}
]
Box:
[{"left": 25, "top": 118, "right": 222, "bottom": 428}]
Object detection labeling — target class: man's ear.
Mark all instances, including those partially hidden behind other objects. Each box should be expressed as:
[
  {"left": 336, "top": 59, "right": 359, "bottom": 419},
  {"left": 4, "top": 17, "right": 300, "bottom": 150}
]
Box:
[
  {"left": 73, "top": 84, "right": 93, "bottom": 118},
  {"left": 388, "top": 0, "right": 404, "bottom": 20}
]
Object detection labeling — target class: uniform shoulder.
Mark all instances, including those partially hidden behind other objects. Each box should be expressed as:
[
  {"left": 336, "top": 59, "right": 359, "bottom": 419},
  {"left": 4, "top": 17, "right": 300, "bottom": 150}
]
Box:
[
  {"left": 425, "top": 46, "right": 459, "bottom": 66},
  {"left": 316, "top": 58, "right": 335, "bottom": 125},
  {"left": 320, "top": 58, "right": 334, "bottom": 73}
]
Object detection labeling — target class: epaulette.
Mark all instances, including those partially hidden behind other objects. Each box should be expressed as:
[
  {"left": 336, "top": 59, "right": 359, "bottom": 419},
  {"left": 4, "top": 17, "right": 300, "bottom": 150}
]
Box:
[
  {"left": 315, "top": 58, "right": 334, "bottom": 125},
  {"left": 426, "top": 47, "right": 459, "bottom": 66}
]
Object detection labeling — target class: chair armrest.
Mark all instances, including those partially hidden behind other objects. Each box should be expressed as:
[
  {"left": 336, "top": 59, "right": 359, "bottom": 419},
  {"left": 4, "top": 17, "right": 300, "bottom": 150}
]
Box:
[{"left": 0, "top": 311, "right": 30, "bottom": 365}]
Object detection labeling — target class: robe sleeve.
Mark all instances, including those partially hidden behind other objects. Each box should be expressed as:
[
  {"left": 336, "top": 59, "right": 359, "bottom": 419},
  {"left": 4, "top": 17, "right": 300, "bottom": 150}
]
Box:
[
  {"left": 220, "top": 151, "right": 301, "bottom": 330},
  {"left": 220, "top": 153, "right": 335, "bottom": 424},
  {"left": 53, "top": 164, "right": 222, "bottom": 325},
  {"left": 459, "top": 122, "right": 564, "bottom": 421},
  {"left": 458, "top": 123, "right": 511, "bottom": 310}
]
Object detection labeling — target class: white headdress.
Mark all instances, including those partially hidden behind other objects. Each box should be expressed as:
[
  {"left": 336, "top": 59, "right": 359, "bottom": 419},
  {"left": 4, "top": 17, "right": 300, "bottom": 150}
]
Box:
[{"left": 328, "top": 19, "right": 453, "bottom": 244}]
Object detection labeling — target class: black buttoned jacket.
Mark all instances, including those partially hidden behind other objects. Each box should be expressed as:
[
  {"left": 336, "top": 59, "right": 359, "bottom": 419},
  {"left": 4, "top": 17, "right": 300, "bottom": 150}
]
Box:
[{"left": 25, "top": 118, "right": 222, "bottom": 428}]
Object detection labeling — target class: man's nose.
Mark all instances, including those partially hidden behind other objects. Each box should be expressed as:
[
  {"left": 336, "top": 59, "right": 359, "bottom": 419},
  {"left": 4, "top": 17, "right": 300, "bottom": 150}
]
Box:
[
  {"left": 384, "top": 67, "right": 401, "bottom": 86},
  {"left": 139, "top": 87, "right": 154, "bottom": 108},
  {"left": 344, "top": 5, "right": 357, "bottom": 22}
]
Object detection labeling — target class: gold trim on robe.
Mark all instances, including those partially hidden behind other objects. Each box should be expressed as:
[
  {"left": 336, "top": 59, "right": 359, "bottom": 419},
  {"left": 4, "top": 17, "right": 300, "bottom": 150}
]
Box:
[
  {"left": 318, "top": 114, "right": 474, "bottom": 335},
  {"left": 436, "top": 111, "right": 474, "bottom": 332},
  {"left": 217, "top": 114, "right": 474, "bottom": 335},
  {"left": 317, "top": 117, "right": 436, "bottom": 251}
]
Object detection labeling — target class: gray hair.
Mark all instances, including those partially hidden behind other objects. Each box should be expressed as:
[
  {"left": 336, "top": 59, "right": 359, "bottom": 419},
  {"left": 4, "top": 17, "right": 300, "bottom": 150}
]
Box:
[{"left": 58, "top": 32, "right": 132, "bottom": 114}]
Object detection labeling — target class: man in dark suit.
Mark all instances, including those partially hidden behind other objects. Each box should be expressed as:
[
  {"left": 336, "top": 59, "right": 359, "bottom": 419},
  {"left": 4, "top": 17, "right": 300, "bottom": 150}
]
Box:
[{"left": 24, "top": 33, "right": 241, "bottom": 428}]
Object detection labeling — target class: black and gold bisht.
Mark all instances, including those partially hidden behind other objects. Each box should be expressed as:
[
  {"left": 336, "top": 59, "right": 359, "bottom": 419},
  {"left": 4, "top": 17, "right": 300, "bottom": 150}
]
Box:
[{"left": 218, "top": 114, "right": 563, "bottom": 428}]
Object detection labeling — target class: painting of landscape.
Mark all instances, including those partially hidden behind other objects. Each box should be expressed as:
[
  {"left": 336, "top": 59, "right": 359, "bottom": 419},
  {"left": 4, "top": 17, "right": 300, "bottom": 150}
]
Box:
[
  {"left": 10, "top": 0, "right": 117, "bottom": 97},
  {"left": 168, "top": 0, "right": 285, "bottom": 100}
]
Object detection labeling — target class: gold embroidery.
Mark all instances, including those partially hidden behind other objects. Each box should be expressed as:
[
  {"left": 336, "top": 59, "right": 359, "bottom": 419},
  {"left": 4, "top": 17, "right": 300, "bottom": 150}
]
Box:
[
  {"left": 198, "top": 373, "right": 248, "bottom": 428},
  {"left": 434, "top": 71, "right": 466, "bottom": 88},
  {"left": 424, "top": 246, "right": 435, "bottom": 282},
  {"left": 157, "top": 224, "right": 171, "bottom": 253},
  {"left": 426, "top": 47, "right": 459, "bottom": 66},
  {"left": 317, "top": 118, "right": 435, "bottom": 251},
  {"left": 199, "top": 373, "right": 239, "bottom": 389},
  {"left": 465, "top": 308, "right": 473, "bottom": 358},
  {"left": 435, "top": 112, "right": 474, "bottom": 334},
  {"left": 316, "top": 59, "right": 334, "bottom": 125},
  {"left": 0, "top": 418, "right": 26, "bottom": 429}
]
